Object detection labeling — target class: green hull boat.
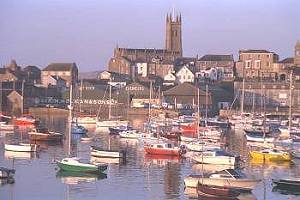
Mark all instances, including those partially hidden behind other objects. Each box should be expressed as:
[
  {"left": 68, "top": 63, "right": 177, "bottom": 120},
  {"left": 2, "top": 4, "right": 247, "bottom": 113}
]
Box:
[{"left": 57, "top": 157, "right": 107, "bottom": 173}]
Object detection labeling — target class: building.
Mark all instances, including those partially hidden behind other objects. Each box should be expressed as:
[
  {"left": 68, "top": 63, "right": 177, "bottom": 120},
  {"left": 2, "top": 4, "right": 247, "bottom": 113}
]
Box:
[
  {"left": 235, "top": 50, "right": 279, "bottom": 80},
  {"left": 294, "top": 41, "right": 300, "bottom": 66},
  {"left": 108, "top": 12, "right": 183, "bottom": 77},
  {"left": 163, "top": 71, "right": 176, "bottom": 86},
  {"left": 41, "top": 63, "right": 78, "bottom": 87},
  {"left": 195, "top": 54, "right": 234, "bottom": 80},
  {"left": 23, "top": 66, "right": 41, "bottom": 84},
  {"left": 234, "top": 81, "right": 300, "bottom": 113},
  {"left": 176, "top": 65, "right": 194, "bottom": 83}
]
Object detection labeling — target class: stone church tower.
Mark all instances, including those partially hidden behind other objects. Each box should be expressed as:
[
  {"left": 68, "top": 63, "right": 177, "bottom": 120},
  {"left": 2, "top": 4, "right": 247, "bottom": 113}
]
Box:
[
  {"left": 165, "top": 12, "right": 182, "bottom": 57},
  {"left": 295, "top": 41, "right": 300, "bottom": 65}
]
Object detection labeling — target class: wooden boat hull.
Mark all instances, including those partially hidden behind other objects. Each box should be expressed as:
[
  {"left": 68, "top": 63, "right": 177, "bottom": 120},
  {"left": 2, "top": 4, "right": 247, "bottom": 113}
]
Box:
[
  {"left": 28, "top": 132, "right": 63, "bottom": 141},
  {"left": 249, "top": 151, "right": 291, "bottom": 162},
  {"left": 144, "top": 146, "right": 180, "bottom": 156},
  {"left": 4, "top": 144, "right": 37, "bottom": 152},
  {"left": 184, "top": 176, "right": 260, "bottom": 191},
  {"left": 197, "top": 183, "right": 240, "bottom": 199}
]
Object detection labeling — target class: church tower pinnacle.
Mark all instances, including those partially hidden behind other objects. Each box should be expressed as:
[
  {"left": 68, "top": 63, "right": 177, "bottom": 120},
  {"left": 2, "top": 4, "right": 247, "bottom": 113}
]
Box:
[
  {"left": 165, "top": 11, "right": 182, "bottom": 57},
  {"left": 295, "top": 41, "right": 300, "bottom": 65}
]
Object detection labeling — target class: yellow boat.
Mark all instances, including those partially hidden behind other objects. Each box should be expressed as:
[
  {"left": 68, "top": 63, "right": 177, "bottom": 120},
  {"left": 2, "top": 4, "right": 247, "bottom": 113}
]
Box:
[{"left": 249, "top": 149, "right": 291, "bottom": 162}]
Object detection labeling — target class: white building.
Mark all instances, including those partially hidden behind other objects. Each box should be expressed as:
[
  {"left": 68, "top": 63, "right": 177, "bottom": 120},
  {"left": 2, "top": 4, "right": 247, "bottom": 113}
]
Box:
[
  {"left": 163, "top": 71, "right": 176, "bottom": 86},
  {"left": 176, "top": 66, "right": 194, "bottom": 83},
  {"left": 136, "top": 63, "right": 148, "bottom": 77}
]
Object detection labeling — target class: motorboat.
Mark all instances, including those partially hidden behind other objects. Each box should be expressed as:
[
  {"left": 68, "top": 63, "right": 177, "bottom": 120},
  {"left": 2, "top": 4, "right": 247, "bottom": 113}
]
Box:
[
  {"left": 15, "top": 115, "right": 39, "bottom": 126},
  {"left": 144, "top": 142, "right": 184, "bottom": 156},
  {"left": 184, "top": 140, "right": 221, "bottom": 152},
  {"left": 73, "top": 114, "right": 97, "bottom": 124},
  {"left": 0, "top": 122, "right": 15, "bottom": 131},
  {"left": 109, "top": 125, "right": 132, "bottom": 135},
  {"left": 4, "top": 143, "right": 38, "bottom": 152},
  {"left": 28, "top": 127, "right": 63, "bottom": 141},
  {"left": 249, "top": 148, "right": 291, "bottom": 162},
  {"left": 192, "top": 150, "right": 239, "bottom": 166},
  {"left": 272, "top": 177, "right": 300, "bottom": 191},
  {"left": 0, "top": 167, "right": 15, "bottom": 179},
  {"left": 56, "top": 157, "right": 107, "bottom": 173},
  {"left": 245, "top": 133, "right": 275, "bottom": 143},
  {"left": 96, "top": 120, "right": 129, "bottom": 128},
  {"left": 119, "top": 130, "right": 141, "bottom": 139},
  {"left": 197, "top": 182, "right": 240, "bottom": 200},
  {"left": 72, "top": 123, "right": 88, "bottom": 134},
  {"left": 184, "top": 169, "right": 261, "bottom": 191},
  {"left": 90, "top": 146, "right": 126, "bottom": 159}
]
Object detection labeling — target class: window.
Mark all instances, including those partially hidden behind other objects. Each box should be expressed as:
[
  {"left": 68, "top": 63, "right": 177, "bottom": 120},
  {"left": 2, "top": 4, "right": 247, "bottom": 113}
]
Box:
[
  {"left": 245, "top": 60, "right": 252, "bottom": 68},
  {"left": 188, "top": 75, "right": 191, "bottom": 79},
  {"left": 255, "top": 60, "right": 261, "bottom": 69}
]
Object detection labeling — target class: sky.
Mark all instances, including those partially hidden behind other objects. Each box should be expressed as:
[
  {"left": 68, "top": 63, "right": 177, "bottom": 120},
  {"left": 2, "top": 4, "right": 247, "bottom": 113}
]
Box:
[{"left": 0, "top": 0, "right": 299, "bottom": 72}]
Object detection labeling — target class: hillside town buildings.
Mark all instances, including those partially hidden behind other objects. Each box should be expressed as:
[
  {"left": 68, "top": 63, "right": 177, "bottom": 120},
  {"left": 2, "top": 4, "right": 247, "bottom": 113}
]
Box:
[{"left": 1, "top": 12, "right": 299, "bottom": 116}]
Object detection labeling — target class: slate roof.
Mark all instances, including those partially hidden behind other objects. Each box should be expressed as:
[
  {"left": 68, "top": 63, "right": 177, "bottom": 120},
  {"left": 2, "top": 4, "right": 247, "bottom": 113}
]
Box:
[
  {"left": 198, "top": 55, "right": 234, "bottom": 62},
  {"left": 279, "top": 57, "right": 294, "bottom": 64},
  {"left": 164, "top": 82, "right": 206, "bottom": 96},
  {"left": 239, "top": 49, "right": 277, "bottom": 54},
  {"left": 43, "top": 63, "right": 77, "bottom": 71}
]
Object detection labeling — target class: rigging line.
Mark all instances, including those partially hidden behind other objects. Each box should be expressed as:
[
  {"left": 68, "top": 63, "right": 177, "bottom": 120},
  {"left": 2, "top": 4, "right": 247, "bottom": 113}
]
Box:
[{"left": 96, "top": 85, "right": 109, "bottom": 118}]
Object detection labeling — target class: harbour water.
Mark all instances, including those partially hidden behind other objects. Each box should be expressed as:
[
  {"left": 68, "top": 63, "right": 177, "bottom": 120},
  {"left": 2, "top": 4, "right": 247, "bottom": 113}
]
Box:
[{"left": 1, "top": 115, "right": 300, "bottom": 200}]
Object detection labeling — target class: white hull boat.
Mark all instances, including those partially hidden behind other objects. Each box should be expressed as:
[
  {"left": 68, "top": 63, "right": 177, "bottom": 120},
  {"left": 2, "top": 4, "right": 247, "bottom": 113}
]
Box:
[
  {"left": 0, "top": 123, "right": 15, "bottom": 131},
  {"left": 119, "top": 130, "right": 141, "bottom": 139},
  {"left": 90, "top": 146, "right": 125, "bottom": 158},
  {"left": 4, "top": 143, "right": 38, "bottom": 152},
  {"left": 192, "top": 150, "right": 239, "bottom": 166},
  {"left": 245, "top": 134, "right": 275, "bottom": 143},
  {"left": 184, "top": 169, "right": 261, "bottom": 191},
  {"left": 96, "top": 120, "right": 129, "bottom": 128}
]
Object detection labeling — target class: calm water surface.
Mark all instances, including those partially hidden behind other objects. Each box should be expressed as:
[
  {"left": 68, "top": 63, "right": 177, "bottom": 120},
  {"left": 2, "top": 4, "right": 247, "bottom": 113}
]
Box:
[{"left": 1, "top": 115, "right": 300, "bottom": 200}]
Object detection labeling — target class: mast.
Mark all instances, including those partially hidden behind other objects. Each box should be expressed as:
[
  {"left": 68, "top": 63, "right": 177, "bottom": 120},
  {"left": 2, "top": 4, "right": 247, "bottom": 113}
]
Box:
[
  {"left": 79, "top": 79, "right": 83, "bottom": 113},
  {"left": 241, "top": 78, "right": 245, "bottom": 114},
  {"left": 289, "top": 70, "right": 293, "bottom": 133},
  {"left": 263, "top": 86, "right": 266, "bottom": 144},
  {"left": 197, "top": 88, "right": 200, "bottom": 139},
  {"left": 252, "top": 89, "right": 255, "bottom": 114},
  {"left": 21, "top": 80, "right": 24, "bottom": 115},
  {"left": 67, "top": 84, "right": 73, "bottom": 156},
  {"left": 108, "top": 79, "right": 112, "bottom": 120},
  {"left": 205, "top": 84, "right": 208, "bottom": 121},
  {"left": 148, "top": 81, "right": 152, "bottom": 123}
]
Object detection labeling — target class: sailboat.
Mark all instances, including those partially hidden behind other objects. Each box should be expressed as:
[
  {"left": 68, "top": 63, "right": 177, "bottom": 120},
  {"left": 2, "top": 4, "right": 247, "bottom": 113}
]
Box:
[
  {"left": 56, "top": 85, "right": 108, "bottom": 173},
  {"left": 96, "top": 81, "right": 128, "bottom": 129}
]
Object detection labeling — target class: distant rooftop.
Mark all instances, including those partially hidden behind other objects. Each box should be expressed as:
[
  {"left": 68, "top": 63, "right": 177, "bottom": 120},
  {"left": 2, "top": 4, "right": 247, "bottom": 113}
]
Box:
[
  {"left": 43, "top": 63, "right": 77, "bottom": 71},
  {"left": 279, "top": 57, "right": 294, "bottom": 64},
  {"left": 198, "top": 54, "right": 234, "bottom": 62},
  {"left": 239, "top": 49, "right": 277, "bottom": 54}
]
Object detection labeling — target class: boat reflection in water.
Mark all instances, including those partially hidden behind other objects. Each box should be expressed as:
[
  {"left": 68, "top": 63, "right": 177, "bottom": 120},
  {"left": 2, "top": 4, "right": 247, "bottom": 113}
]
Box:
[
  {"left": 90, "top": 156, "right": 121, "bottom": 165},
  {"left": 144, "top": 154, "right": 180, "bottom": 166},
  {"left": 192, "top": 163, "right": 236, "bottom": 174},
  {"left": 56, "top": 170, "right": 107, "bottom": 185},
  {"left": 4, "top": 150, "right": 38, "bottom": 160}
]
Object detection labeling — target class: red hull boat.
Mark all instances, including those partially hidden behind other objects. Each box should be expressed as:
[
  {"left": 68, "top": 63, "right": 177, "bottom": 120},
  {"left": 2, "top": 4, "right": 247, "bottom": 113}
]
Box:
[
  {"left": 144, "top": 143, "right": 181, "bottom": 156},
  {"left": 15, "top": 116, "right": 38, "bottom": 126}
]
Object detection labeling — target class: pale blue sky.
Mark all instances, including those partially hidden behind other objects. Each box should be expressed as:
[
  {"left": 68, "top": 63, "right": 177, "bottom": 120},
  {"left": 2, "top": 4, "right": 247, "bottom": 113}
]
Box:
[{"left": 0, "top": 0, "right": 299, "bottom": 72}]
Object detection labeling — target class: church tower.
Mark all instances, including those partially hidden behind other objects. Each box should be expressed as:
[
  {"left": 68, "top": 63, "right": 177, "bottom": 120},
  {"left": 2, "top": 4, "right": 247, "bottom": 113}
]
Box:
[
  {"left": 295, "top": 41, "right": 300, "bottom": 65},
  {"left": 165, "top": 12, "right": 182, "bottom": 57}
]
